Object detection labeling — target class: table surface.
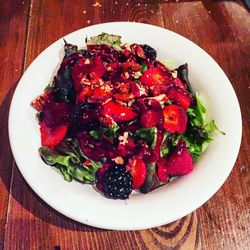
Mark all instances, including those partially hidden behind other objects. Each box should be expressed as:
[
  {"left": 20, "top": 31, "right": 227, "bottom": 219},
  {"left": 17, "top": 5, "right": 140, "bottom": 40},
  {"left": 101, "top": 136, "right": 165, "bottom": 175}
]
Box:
[{"left": 1, "top": 0, "right": 249, "bottom": 249}]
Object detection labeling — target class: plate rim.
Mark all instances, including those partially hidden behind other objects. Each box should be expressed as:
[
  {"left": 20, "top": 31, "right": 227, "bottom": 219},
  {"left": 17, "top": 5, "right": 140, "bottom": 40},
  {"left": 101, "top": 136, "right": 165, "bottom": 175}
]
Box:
[{"left": 8, "top": 21, "right": 242, "bottom": 230}]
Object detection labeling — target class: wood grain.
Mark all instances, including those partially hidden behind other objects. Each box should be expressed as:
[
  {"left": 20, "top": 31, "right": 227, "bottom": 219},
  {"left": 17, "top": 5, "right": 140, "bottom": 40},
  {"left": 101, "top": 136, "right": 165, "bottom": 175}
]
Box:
[
  {"left": 1, "top": 0, "right": 250, "bottom": 249},
  {"left": 0, "top": 0, "right": 30, "bottom": 248}
]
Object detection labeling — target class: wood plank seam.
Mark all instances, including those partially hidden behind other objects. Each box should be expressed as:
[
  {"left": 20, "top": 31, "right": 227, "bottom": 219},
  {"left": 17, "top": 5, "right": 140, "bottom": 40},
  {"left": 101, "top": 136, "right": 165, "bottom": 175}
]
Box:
[
  {"left": 23, "top": 0, "right": 34, "bottom": 70},
  {"left": 157, "top": 3, "right": 165, "bottom": 27}
]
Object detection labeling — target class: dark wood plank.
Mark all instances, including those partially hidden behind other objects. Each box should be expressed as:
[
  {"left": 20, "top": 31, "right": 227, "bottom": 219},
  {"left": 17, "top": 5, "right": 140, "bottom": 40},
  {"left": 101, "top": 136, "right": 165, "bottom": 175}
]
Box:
[
  {"left": 3, "top": 0, "right": 201, "bottom": 249},
  {"left": 160, "top": 0, "right": 250, "bottom": 249},
  {"left": 0, "top": 0, "right": 31, "bottom": 248}
]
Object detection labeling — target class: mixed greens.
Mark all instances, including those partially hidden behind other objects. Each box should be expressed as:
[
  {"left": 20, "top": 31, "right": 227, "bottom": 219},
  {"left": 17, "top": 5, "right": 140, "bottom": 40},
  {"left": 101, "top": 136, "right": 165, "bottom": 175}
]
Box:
[{"left": 32, "top": 33, "right": 224, "bottom": 199}]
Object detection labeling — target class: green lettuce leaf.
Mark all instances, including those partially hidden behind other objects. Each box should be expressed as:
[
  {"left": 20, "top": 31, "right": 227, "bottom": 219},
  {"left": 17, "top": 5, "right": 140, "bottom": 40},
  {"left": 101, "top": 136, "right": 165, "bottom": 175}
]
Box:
[
  {"left": 89, "top": 130, "right": 100, "bottom": 139},
  {"left": 99, "top": 122, "right": 120, "bottom": 140},
  {"left": 86, "top": 32, "right": 122, "bottom": 50},
  {"left": 136, "top": 127, "right": 158, "bottom": 149},
  {"left": 141, "top": 63, "right": 148, "bottom": 73},
  {"left": 161, "top": 59, "right": 175, "bottom": 70},
  {"left": 63, "top": 39, "right": 78, "bottom": 58},
  {"left": 39, "top": 138, "right": 102, "bottom": 184},
  {"left": 160, "top": 133, "right": 170, "bottom": 157},
  {"left": 180, "top": 93, "right": 225, "bottom": 160},
  {"left": 140, "top": 163, "right": 162, "bottom": 193}
]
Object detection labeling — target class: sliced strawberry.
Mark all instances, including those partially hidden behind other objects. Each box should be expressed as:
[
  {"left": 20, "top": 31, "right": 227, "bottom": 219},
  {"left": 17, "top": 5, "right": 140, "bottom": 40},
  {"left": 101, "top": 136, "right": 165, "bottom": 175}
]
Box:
[
  {"left": 40, "top": 122, "right": 67, "bottom": 148},
  {"left": 92, "top": 82, "right": 113, "bottom": 102},
  {"left": 141, "top": 67, "right": 172, "bottom": 95},
  {"left": 139, "top": 109, "right": 162, "bottom": 128},
  {"left": 173, "top": 77, "right": 186, "bottom": 90},
  {"left": 101, "top": 100, "right": 137, "bottom": 122},
  {"left": 157, "top": 140, "right": 194, "bottom": 176},
  {"left": 166, "top": 84, "right": 191, "bottom": 110},
  {"left": 153, "top": 60, "right": 171, "bottom": 71},
  {"left": 163, "top": 104, "right": 187, "bottom": 134},
  {"left": 76, "top": 86, "right": 92, "bottom": 102},
  {"left": 126, "top": 156, "right": 147, "bottom": 189},
  {"left": 141, "top": 68, "right": 166, "bottom": 87}
]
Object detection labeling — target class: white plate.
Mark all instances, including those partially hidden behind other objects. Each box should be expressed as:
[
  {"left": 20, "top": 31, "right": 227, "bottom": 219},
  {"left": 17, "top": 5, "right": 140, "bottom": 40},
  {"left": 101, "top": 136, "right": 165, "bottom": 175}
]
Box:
[{"left": 8, "top": 22, "right": 242, "bottom": 230}]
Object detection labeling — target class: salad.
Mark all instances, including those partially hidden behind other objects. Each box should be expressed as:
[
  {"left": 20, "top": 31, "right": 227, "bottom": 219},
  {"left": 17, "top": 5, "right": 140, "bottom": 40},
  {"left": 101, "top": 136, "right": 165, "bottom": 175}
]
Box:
[{"left": 32, "top": 33, "right": 223, "bottom": 200}]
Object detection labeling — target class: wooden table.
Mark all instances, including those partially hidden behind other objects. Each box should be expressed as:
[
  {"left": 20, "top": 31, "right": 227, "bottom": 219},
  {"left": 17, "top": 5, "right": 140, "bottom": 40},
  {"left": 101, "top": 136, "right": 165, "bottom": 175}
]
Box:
[{"left": 1, "top": 0, "right": 249, "bottom": 249}]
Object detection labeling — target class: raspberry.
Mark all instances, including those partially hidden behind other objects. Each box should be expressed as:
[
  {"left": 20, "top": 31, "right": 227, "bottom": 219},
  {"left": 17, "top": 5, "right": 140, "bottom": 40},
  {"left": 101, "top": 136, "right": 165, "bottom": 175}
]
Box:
[{"left": 104, "top": 165, "right": 132, "bottom": 199}]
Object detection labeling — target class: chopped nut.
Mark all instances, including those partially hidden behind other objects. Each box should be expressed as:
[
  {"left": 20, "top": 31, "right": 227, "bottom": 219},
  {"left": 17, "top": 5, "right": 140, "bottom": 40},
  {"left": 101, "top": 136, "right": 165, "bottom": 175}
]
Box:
[
  {"left": 172, "top": 70, "right": 178, "bottom": 78},
  {"left": 148, "top": 94, "right": 166, "bottom": 101},
  {"left": 81, "top": 77, "right": 91, "bottom": 85},
  {"left": 127, "top": 99, "right": 135, "bottom": 107},
  {"left": 84, "top": 58, "right": 91, "bottom": 64},
  {"left": 132, "top": 71, "right": 142, "bottom": 79},
  {"left": 136, "top": 83, "right": 147, "bottom": 96},
  {"left": 113, "top": 156, "right": 124, "bottom": 165},
  {"left": 122, "top": 72, "right": 130, "bottom": 79},
  {"left": 119, "top": 131, "right": 129, "bottom": 145}
]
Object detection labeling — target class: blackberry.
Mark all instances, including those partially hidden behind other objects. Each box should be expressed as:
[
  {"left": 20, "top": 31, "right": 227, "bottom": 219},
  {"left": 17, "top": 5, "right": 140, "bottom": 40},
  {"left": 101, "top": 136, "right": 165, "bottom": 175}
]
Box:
[
  {"left": 103, "top": 165, "right": 132, "bottom": 200},
  {"left": 72, "top": 102, "right": 101, "bottom": 130},
  {"left": 141, "top": 44, "right": 157, "bottom": 61}
]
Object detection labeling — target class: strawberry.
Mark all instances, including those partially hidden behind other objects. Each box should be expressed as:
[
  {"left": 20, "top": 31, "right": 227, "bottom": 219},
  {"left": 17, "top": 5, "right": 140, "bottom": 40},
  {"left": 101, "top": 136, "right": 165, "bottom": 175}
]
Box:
[
  {"left": 92, "top": 82, "right": 113, "bottom": 102},
  {"left": 76, "top": 86, "right": 92, "bottom": 102},
  {"left": 141, "top": 68, "right": 172, "bottom": 95},
  {"left": 139, "top": 109, "right": 162, "bottom": 128},
  {"left": 141, "top": 68, "right": 167, "bottom": 87},
  {"left": 157, "top": 140, "right": 194, "bottom": 177},
  {"left": 163, "top": 104, "right": 187, "bottom": 134},
  {"left": 101, "top": 100, "right": 137, "bottom": 122},
  {"left": 40, "top": 121, "right": 67, "bottom": 148},
  {"left": 166, "top": 84, "right": 191, "bottom": 110},
  {"left": 126, "top": 156, "right": 147, "bottom": 189},
  {"left": 173, "top": 77, "right": 186, "bottom": 90}
]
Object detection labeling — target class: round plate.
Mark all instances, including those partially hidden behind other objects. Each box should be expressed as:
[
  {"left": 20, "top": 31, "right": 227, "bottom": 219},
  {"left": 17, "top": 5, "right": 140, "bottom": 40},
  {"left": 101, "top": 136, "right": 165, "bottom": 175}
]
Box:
[{"left": 8, "top": 22, "right": 242, "bottom": 230}]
